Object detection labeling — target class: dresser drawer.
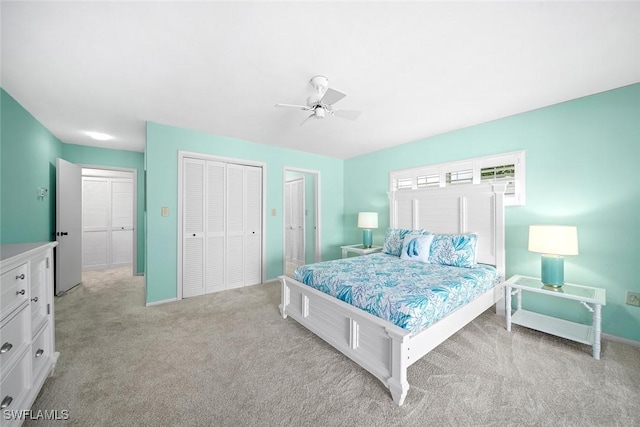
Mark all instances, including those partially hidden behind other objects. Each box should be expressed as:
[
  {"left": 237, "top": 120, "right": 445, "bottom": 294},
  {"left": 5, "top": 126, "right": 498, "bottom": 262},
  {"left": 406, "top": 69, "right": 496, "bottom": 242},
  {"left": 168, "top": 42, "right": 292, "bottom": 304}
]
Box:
[
  {"left": 31, "top": 323, "right": 52, "bottom": 383},
  {"left": 0, "top": 306, "right": 30, "bottom": 373},
  {"left": 1, "top": 263, "right": 29, "bottom": 317},
  {"left": 0, "top": 349, "right": 30, "bottom": 415}
]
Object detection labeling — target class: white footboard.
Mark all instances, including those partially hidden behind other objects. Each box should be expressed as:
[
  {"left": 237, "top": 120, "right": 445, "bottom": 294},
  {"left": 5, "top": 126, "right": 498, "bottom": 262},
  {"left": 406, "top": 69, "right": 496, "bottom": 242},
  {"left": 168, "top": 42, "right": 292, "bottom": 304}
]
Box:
[
  {"left": 279, "top": 275, "right": 412, "bottom": 405},
  {"left": 279, "top": 275, "right": 505, "bottom": 405}
]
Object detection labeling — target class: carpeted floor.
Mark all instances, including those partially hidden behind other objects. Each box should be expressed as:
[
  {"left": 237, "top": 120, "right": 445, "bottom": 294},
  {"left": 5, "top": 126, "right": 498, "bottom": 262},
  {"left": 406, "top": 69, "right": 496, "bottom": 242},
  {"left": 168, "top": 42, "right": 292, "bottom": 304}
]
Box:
[{"left": 27, "top": 268, "right": 640, "bottom": 426}]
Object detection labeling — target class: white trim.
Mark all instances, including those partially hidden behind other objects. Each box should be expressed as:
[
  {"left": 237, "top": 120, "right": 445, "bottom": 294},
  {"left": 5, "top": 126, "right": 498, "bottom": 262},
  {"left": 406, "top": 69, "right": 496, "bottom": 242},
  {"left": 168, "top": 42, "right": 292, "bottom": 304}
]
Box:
[
  {"left": 177, "top": 150, "right": 266, "bottom": 300},
  {"left": 79, "top": 164, "right": 138, "bottom": 275},
  {"left": 145, "top": 297, "right": 178, "bottom": 307},
  {"left": 602, "top": 332, "right": 640, "bottom": 348}
]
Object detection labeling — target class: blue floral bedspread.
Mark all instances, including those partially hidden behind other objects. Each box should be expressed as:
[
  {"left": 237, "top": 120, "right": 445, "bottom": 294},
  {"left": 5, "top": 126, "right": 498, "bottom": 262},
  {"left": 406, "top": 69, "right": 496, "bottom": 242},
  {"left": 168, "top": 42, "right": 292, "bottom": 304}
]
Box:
[{"left": 294, "top": 253, "right": 499, "bottom": 334}]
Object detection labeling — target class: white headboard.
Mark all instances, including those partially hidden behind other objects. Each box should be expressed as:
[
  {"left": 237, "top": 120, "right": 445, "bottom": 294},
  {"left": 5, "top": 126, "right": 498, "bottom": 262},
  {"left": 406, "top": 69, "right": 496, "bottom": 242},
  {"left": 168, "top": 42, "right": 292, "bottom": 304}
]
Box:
[{"left": 389, "top": 184, "right": 506, "bottom": 279}]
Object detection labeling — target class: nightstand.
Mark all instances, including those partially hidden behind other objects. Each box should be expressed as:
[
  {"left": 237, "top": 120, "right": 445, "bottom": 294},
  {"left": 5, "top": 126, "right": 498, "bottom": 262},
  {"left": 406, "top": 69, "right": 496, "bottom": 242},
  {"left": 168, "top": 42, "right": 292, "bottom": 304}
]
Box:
[
  {"left": 340, "top": 244, "right": 383, "bottom": 259},
  {"left": 504, "top": 275, "right": 606, "bottom": 359}
]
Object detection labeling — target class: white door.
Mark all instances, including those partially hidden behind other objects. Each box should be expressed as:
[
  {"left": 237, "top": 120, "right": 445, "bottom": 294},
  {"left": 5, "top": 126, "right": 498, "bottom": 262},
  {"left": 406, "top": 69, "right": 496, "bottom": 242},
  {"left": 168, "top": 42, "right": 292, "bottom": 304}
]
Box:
[
  {"left": 82, "top": 177, "right": 110, "bottom": 269},
  {"left": 285, "top": 178, "right": 305, "bottom": 267},
  {"left": 284, "top": 182, "right": 293, "bottom": 264},
  {"left": 244, "top": 165, "right": 263, "bottom": 285},
  {"left": 181, "top": 156, "right": 263, "bottom": 297},
  {"left": 55, "top": 158, "right": 82, "bottom": 294},
  {"left": 182, "top": 158, "right": 206, "bottom": 298},
  {"left": 81, "top": 174, "right": 134, "bottom": 270},
  {"left": 226, "top": 164, "right": 245, "bottom": 289},
  {"left": 205, "top": 161, "right": 226, "bottom": 294},
  {"left": 110, "top": 179, "right": 134, "bottom": 267}
]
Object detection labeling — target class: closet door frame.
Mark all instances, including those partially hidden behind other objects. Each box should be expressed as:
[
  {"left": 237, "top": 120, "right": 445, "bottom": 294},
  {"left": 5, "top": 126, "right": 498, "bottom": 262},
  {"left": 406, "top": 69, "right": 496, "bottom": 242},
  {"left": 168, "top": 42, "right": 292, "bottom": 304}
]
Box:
[
  {"left": 80, "top": 166, "right": 138, "bottom": 275},
  {"left": 177, "top": 151, "right": 266, "bottom": 300}
]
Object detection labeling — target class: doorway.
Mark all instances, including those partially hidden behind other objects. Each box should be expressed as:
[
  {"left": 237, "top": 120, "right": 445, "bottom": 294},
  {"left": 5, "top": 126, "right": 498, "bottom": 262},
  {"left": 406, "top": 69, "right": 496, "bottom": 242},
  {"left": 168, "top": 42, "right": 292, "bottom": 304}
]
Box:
[{"left": 283, "top": 168, "right": 320, "bottom": 277}]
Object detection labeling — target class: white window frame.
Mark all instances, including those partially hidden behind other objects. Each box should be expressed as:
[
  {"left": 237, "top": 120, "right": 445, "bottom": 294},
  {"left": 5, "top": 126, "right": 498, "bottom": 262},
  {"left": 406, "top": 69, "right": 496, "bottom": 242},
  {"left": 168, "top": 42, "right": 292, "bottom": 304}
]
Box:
[{"left": 389, "top": 150, "right": 526, "bottom": 206}]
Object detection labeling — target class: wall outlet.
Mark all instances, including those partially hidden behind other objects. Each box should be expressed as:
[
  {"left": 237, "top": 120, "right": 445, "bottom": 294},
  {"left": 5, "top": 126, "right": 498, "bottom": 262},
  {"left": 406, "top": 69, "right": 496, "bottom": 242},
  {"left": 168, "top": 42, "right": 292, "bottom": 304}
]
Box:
[{"left": 626, "top": 291, "right": 640, "bottom": 307}]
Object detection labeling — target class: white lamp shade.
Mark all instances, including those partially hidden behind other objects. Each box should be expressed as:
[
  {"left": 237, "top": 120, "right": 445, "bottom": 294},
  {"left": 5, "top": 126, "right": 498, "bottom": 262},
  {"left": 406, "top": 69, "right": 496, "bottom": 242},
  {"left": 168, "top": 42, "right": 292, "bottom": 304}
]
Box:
[
  {"left": 357, "top": 212, "right": 378, "bottom": 229},
  {"left": 528, "top": 225, "right": 578, "bottom": 256}
]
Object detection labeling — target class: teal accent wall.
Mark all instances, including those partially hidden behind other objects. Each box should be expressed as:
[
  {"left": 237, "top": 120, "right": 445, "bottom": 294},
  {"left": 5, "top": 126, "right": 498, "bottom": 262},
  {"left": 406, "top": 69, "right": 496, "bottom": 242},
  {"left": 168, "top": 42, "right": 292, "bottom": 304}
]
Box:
[
  {"left": 344, "top": 83, "right": 640, "bottom": 342},
  {"left": 61, "top": 144, "right": 145, "bottom": 274},
  {"left": 1, "top": 89, "right": 62, "bottom": 244},
  {"left": 145, "top": 122, "right": 344, "bottom": 304}
]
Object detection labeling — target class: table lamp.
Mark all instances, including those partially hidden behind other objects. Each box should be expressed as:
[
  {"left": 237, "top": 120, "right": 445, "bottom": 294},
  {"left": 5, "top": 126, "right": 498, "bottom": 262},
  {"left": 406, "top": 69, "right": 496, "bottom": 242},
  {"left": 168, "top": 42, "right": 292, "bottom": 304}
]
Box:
[
  {"left": 357, "top": 212, "right": 378, "bottom": 248},
  {"left": 528, "top": 225, "right": 578, "bottom": 288}
]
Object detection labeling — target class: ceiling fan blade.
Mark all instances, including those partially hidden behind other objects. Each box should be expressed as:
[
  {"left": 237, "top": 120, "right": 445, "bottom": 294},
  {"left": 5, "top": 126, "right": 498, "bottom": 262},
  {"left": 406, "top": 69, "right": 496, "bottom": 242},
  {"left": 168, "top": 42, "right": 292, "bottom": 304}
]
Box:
[
  {"left": 300, "top": 113, "right": 315, "bottom": 126},
  {"left": 320, "top": 88, "right": 346, "bottom": 106},
  {"left": 275, "top": 103, "right": 311, "bottom": 111},
  {"left": 333, "top": 109, "right": 361, "bottom": 120}
]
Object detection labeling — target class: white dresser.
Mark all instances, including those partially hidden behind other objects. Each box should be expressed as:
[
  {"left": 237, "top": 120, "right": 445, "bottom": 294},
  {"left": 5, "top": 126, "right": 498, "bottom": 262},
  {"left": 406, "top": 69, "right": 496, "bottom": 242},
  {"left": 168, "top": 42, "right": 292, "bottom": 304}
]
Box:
[{"left": 1, "top": 242, "right": 58, "bottom": 426}]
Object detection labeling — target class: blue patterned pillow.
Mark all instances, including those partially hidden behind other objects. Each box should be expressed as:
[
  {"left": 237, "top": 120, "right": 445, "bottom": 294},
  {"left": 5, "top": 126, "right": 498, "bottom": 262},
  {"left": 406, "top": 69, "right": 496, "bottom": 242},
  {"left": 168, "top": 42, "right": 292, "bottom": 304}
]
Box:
[
  {"left": 382, "top": 228, "right": 430, "bottom": 256},
  {"left": 428, "top": 233, "right": 479, "bottom": 268},
  {"left": 400, "top": 234, "right": 434, "bottom": 263}
]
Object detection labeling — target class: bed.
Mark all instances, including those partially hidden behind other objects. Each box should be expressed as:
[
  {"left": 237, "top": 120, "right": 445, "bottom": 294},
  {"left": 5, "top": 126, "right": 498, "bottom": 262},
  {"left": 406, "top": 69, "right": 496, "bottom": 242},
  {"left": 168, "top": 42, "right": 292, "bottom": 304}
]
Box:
[{"left": 278, "top": 183, "right": 506, "bottom": 405}]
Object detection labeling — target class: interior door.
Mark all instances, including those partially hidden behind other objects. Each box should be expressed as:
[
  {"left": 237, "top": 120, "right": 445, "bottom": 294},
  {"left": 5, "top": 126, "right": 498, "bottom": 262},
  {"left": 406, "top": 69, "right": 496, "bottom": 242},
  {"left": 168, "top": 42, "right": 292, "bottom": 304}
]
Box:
[
  {"left": 182, "top": 158, "right": 206, "bottom": 298},
  {"left": 82, "top": 177, "right": 110, "bottom": 270},
  {"left": 110, "top": 178, "right": 134, "bottom": 267},
  {"left": 55, "top": 158, "right": 82, "bottom": 294},
  {"left": 290, "top": 178, "right": 305, "bottom": 267},
  {"left": 243, "top": 165, "right": 263, "bottom": 286}
]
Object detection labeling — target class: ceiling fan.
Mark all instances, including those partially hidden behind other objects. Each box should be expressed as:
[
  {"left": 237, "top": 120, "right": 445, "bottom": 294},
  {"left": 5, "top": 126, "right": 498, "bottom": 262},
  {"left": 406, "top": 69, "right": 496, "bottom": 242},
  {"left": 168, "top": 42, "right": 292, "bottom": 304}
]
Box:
[{"left": 275, "top": 76, "right": 361, "bottom": 125}]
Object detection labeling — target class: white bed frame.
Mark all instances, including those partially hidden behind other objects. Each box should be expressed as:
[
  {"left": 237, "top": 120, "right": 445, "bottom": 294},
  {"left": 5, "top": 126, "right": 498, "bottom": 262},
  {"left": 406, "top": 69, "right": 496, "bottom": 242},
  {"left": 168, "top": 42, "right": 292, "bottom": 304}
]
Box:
[{"left": 278, "top": 184, "right": 506, "bottom": 405}]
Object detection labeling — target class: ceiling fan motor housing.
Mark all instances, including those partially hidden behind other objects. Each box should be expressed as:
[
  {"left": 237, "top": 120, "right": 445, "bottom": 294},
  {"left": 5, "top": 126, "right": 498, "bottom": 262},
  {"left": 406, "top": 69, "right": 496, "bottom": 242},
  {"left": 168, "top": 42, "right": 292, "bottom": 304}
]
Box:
[{"left": 310, "top": 75, "right": 329, "bottom": 96}]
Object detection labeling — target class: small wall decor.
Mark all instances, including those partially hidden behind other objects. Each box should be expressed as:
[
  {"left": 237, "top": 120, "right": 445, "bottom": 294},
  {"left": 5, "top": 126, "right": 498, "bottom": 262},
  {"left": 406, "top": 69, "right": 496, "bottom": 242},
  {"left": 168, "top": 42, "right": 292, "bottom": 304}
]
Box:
[{"left": 36, "top": 187, "right": 48, "bottom": 200}]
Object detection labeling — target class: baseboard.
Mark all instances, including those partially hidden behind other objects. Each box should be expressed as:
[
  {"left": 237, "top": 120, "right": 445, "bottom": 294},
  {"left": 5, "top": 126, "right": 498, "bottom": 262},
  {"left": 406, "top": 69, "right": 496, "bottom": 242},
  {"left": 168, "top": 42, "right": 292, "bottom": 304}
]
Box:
[
  {"left": 145, "top": 297, "right": 178, "bottom": 307},
  {"left": 602, "top": 332, "right": 640, "bottom": 348}
]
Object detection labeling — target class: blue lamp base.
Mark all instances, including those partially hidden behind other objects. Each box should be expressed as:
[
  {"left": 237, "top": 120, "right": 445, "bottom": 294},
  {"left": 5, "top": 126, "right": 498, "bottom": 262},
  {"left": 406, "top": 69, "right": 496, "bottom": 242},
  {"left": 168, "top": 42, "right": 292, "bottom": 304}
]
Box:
[
  {"left": 362, "top": 229, "right": 373, "bottom": 248},
  {"left": 541, "top": 255, "right": 564, "bottom": 287}
]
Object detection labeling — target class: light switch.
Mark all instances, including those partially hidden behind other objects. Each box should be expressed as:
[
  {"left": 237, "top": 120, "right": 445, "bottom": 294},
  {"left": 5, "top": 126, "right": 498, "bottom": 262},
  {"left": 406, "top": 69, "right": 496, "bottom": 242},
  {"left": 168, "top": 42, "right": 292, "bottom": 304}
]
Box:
[
  {"left": 271, "top": 208, "right": 277, "bottom": 216},
  {"left": 161, "top": 207, "right": 169, "bottom": 217}
]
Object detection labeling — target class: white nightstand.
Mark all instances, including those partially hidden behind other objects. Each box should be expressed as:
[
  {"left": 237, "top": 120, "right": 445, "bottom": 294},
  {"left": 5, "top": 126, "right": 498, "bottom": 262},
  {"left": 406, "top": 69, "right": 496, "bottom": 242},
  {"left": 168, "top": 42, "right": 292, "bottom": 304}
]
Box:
[
  {"left": 340, "top": 244, "right": 383, "bottom": 259},
  {"left": 504, "top": 275, "right": 606, "bottom": 359}
]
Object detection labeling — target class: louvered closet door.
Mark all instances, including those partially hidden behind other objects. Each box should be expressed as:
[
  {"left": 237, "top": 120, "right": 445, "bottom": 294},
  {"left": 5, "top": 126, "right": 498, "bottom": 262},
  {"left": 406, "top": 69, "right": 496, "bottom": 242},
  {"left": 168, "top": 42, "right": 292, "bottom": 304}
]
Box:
[
  {"left": 205, "top": 161, "right": 226, "bottom": 293},
  {"left": 82, "top": 177, "right": 110, "bottom": 269},
  {"left": 226, "top": 164, "right": 246, "bottom": 289},
  {"left": 110, "top": 178, "right": 134, "bottom": 267},
  {"left": 244, "top": 165, "right": 262, "bottom": 285},
  {"left": 183, "top": 158, "right": 206, "bottom": 297}
]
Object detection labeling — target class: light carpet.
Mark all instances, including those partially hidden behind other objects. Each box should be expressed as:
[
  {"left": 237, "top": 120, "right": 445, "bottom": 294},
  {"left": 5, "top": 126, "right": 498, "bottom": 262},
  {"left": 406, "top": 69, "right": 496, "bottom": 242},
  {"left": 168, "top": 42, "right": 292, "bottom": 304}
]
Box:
[{"left": 26, "top": 268, "right": 640, "bottom": 426}]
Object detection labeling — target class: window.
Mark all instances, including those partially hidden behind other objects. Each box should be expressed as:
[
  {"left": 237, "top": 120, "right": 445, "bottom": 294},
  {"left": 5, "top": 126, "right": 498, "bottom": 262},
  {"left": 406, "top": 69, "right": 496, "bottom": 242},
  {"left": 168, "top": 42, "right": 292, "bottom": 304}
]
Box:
[
  {"left": 481, "top": 164, "right": 516, "bottom": 195},
  {"left": 446, "top": 169, "right": 473, "bottom": 186},
  {"left": 389, "top": 151, "right": 525, "bottom": 206},
  {"left": 416, "top": 174, "right": 439, "bottom": 188}
]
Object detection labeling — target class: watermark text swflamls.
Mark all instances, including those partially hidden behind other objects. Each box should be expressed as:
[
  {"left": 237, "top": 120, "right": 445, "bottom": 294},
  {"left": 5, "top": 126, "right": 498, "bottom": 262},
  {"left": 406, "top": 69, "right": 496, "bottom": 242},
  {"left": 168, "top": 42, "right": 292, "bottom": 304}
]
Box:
[{"left": 3, "top": 409, "right": 69, "bottom": 421}]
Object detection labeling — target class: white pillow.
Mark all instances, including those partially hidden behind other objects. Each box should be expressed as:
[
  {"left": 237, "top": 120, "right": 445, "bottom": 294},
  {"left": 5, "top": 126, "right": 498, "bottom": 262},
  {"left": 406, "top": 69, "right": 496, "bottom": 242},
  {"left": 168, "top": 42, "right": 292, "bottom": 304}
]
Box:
[{"left": 400, "top": 234, "right": 434, "bottom": 263}]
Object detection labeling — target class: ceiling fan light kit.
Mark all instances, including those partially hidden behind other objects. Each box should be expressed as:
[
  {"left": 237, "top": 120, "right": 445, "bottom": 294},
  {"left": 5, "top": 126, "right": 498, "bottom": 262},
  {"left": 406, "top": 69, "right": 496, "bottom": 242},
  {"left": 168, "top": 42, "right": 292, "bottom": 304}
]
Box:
[{"left": 275, "top": 75, "right": 362, "bottom": 125}]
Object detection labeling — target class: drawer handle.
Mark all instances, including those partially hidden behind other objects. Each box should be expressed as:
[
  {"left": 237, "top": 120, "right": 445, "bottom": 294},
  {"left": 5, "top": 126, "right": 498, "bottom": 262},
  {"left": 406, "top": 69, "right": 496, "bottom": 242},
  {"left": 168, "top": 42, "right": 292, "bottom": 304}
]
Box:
[
  {"left": 16, "top": 274, "right": 25, "bottom": 280},
  {"left": 35, "top": 348, "right": 44, "bottom": 358},
  {"left": 1, "top": 396, "right": 12, "bottom": 409},
  {"left": 31, "top": 297, "right": 39, "bottom": 302},
  {"left": 0, "top": 342, "right": 13, "bottom": 354},
  {"left": 16, "top": 289, "right": 26, "bottom": 296}
]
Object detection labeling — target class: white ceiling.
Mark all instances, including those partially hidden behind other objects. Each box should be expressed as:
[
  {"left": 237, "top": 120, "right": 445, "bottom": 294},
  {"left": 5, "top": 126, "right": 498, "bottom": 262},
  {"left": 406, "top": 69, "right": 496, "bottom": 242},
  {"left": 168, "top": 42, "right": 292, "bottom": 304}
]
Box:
[{"left": 2, "top": 1, "right": 639, "bottom": 159}]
